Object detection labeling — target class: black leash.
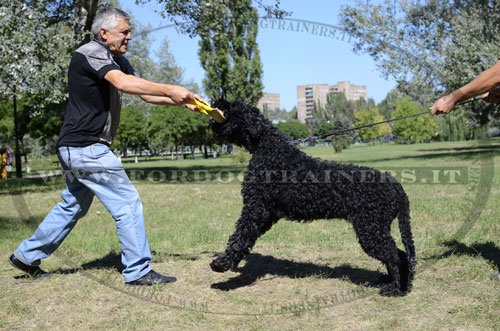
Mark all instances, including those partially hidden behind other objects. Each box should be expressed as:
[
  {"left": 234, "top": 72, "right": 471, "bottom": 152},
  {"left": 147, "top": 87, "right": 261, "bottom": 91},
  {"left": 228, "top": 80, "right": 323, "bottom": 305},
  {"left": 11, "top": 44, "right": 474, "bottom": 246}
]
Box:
[{"left": 289, "top": 97, "right": 483, "bottom": 145}]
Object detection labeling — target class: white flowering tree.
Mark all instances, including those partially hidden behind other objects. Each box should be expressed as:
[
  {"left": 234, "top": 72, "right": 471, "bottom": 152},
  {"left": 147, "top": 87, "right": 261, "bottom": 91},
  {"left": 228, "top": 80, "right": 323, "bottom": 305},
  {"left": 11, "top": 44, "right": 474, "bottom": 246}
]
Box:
[{"left": 0, "top": 0, "right": 99, "bottom": 176}]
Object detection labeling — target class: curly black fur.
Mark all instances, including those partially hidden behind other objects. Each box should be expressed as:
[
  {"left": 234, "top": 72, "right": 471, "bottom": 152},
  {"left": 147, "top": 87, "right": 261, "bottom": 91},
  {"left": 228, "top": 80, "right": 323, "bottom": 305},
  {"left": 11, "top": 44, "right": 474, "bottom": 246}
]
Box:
[{"left": 209, "top": 100, "right": 416, "bottom": 297}]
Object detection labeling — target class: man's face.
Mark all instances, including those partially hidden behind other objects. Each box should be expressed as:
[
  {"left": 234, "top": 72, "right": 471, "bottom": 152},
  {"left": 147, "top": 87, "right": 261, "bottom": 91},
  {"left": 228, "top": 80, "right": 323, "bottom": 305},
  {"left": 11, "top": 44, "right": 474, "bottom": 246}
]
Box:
[{"left": 100, "top": 18, "right": 131, "bottom": 57}]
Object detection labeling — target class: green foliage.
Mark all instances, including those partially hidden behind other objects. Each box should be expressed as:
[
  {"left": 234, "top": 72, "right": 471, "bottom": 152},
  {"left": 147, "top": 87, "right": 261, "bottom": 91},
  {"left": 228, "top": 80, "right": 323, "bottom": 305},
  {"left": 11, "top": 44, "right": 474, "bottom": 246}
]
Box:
[
  {"left": 115, "top": 106, "right": 147, "bottom": 156},
  {"left": 0, "top": 1, "right": 97, "bottom": 104},
  {"left": 314, "top": 92, "right": 355, "bottom": 124},
  {"left": 331, "top": 120, "right": 351, "bottom": 153},
  {"left": 377, "top": 88, "right": 403, "bottom": 120},
  {"left": 262, "top": 107, "right": 294, "bottom": 122},
  {"left": 310, "top": 120, "right": 351, "bottom": 153},
  {"left": 392, "top": 98, "right": 438, "bottom": 143},
  {"left": 277, "top": 122, "right": 309, "bottom": 140},
  {"left": 138, "top": 0, "right": 290, "bottom": 37},
  {"left": 289, "top": 106, "right": 298, "bottom": 120},
  {"left": 145, "top": 106, "right": 211, "bottom": 155},
  {"left": 231, "top": 146, "right": 251, "bottom": 164},
  {"left": 311, "top": 92, "right": 377, "bottom": 132},
  {"left": 339, "top": 0, "right": 500, "bottom": 127},
  {"left": 0, "top": 100, "right": 14, "bottom": 144},
  {"left": 333, "top": 136, "right": 350, "bottom": 153},
  {"left": 354, "top": 107, "right": 391, "bottom": 141},
  {"left": 198, "top": 0, "right": 263, "bottom": 105}
]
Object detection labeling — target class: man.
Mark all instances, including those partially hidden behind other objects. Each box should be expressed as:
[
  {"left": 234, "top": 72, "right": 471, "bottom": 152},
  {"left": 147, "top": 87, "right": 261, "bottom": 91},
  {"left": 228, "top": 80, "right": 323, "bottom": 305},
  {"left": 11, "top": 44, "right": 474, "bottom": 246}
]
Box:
[
  {"left": 430, "top": 57, "right": 500, "bottom": 281},
  {"left": 9, "top": 7, "right": 206, "bottom": 285}
]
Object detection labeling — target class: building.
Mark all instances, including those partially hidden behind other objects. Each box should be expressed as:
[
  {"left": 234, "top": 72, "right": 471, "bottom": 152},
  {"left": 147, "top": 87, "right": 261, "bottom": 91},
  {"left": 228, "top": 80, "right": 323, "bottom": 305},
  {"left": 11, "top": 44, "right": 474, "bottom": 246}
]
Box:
[
  {"left": 256, "top": 93, "right": 280, "bottom": 112},
  {"left": 297, "top": 82, "right": 367, "bottom": 123}
]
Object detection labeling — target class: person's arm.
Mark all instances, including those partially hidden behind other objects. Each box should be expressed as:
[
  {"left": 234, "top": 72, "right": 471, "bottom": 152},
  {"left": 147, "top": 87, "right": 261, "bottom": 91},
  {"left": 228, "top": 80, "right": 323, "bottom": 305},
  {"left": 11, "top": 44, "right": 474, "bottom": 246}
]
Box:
[
  {"left": 139, "top": 94, "right": 175, "bottom": 105},
  {"left": 104, "top": 69, "right": 204, "bottom": 106},
  {"left": 430, "top": 60, "right": 500, "bottom": 114},
  {"left": 138, "top": 95, "right": 200, "bottom": 111}
]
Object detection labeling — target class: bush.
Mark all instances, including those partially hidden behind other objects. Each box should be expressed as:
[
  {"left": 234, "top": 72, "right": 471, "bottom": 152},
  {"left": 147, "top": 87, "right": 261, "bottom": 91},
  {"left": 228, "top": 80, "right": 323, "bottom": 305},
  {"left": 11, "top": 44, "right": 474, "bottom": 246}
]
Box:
[
  {"left": 231, "top": 146, "right": 251, "bottom": 164},
  {"left": 333, "top": 136, "right": 350, "bottom": 153}
]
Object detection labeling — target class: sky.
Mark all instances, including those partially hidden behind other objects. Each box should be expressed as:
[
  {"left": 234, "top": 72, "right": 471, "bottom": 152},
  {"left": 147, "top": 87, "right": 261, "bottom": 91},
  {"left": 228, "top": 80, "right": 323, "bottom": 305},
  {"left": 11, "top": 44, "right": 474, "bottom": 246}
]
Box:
[{"left": 120, "top": 0, "right": 396, "bottom": 111}]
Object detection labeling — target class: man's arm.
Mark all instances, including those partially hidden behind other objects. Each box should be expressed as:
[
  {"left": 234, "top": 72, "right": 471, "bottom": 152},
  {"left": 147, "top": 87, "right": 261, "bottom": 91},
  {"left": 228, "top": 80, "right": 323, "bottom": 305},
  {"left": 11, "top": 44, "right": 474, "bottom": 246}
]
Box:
[
  {"left": 104, "top": 69, "right": 204, "bottom": 106},
  {"left": 138, "top": 95, "right": 201, "bottom": 112},
  {"left": 430, "top": 60, "right": 500, "bottom": 114},
  {"left": 139, "top": 94, "right": 176, "bottom": 105}
]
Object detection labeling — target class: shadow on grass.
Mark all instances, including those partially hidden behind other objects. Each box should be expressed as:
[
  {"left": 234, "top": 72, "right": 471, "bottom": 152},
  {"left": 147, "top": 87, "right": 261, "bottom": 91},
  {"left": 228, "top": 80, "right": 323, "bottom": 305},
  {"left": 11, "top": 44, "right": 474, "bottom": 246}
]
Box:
[
  {"left": 210, "top": 253, "right": 387, "bottom": 291},
  {"left": 50, "top": 250, "right": 207, "bottom": 276},
  {"left": 425, "top": 240, "right": 500, "bottom": 272}
]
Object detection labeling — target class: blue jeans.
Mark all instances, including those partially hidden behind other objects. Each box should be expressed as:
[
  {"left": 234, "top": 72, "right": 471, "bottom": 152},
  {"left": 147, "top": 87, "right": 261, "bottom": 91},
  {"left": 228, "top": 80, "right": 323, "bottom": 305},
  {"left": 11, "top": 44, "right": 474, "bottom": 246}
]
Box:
[{"left": 14, "top": 143, "right": 152, "bottom": 282}]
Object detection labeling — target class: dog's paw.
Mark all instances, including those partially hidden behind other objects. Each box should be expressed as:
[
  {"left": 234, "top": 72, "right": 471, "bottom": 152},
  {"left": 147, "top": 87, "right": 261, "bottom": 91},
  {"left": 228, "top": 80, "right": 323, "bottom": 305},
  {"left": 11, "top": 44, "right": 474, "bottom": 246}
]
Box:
[
  {"left": 210, "top": 256, "right": 232, "bottom": 273},
  {"left": 379, "top": 283, "right": 406, "bottom": 297}
]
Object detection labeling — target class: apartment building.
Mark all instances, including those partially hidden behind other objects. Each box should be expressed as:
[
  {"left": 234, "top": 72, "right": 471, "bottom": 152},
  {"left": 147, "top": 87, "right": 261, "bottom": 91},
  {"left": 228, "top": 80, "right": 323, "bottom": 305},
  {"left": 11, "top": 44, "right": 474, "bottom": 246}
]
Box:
[
  {"left": 256, "top": 93, "right": 281, "bottom": 112},
  {"left": 297, "top": 82, "right": 367, "bottom": 123}
]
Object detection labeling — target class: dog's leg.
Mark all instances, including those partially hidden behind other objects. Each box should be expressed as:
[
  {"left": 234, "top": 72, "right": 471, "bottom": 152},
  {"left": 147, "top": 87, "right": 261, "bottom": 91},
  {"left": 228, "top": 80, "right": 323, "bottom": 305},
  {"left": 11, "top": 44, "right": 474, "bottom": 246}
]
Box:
[
  {"left": 211, "top": 203, "right": 276, "bottom": 272},
  {"left": 353, "top": 219, "right": 406, "bottom": 297}
]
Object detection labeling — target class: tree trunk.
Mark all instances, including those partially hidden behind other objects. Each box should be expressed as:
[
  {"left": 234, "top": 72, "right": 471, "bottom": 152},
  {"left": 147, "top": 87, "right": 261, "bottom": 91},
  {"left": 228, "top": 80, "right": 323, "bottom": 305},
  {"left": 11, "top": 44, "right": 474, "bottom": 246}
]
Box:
[{"left": 74, "top": 0, "right": 100, "bottom": 47}]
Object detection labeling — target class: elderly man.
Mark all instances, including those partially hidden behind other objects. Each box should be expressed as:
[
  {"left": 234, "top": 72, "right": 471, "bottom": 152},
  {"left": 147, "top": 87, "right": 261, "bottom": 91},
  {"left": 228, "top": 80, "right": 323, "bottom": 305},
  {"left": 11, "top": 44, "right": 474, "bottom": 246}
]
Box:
[
  {"left": 430, "top": 58, "right": 500, "bottom": 281},
  {"left": 9, "top": 7, "right": 206, "bottom": 285}
]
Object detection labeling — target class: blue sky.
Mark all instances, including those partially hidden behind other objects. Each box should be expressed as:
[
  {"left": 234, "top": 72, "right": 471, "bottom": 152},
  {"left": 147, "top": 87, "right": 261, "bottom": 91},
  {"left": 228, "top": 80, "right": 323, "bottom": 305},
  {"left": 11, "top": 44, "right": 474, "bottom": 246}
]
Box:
[{"left": 120, "top": 0, "right": 395, "bottom": 111}]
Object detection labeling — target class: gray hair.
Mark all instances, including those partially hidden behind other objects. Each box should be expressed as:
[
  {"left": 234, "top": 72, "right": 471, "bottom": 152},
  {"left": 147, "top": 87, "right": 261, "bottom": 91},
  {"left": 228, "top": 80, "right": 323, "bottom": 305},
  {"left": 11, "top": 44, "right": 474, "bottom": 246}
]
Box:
[{"left": 91, "top": 7, "right": 130, "bottom": 39}]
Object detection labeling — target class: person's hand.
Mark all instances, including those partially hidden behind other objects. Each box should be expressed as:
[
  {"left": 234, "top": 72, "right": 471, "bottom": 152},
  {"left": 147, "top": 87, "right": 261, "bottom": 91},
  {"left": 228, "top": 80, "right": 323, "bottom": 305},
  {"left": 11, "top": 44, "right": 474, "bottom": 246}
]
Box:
[
  {"left": 483, "top": 87, "right": 500, "bottom": 104},
  {"left": 183, "top": 94, "right": 210, "bottom": 113},
  {"left": 429, "top": 95, "right": 457, "bottom": 115},
  {"left": 168, "top": 85, "right": 196, "bottom": 105},
  {"left": 184, "top": 103, "right": 200, "bottom": 112}
]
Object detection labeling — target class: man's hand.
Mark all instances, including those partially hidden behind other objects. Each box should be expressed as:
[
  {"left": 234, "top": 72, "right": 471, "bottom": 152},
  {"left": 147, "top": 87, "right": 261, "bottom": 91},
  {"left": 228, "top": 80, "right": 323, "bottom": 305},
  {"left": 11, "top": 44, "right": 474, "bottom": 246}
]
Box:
[
  {"left": 183, "top": 94, "right": 209, "bottom": 113},
  {"left": 168, "top": 86, "right": 207, "bottom": 106},
  {"left": 167, "top": 85, "right": 195, "bottom": 104},
  {"left": 483, "top": 87, "right": 500, "bottom": 104},
  {"left": 430, "top": 94, "right": 457, "bottom": 115},
  {"left": 184, "top": 103, "right": 201, "bottom": 112}
]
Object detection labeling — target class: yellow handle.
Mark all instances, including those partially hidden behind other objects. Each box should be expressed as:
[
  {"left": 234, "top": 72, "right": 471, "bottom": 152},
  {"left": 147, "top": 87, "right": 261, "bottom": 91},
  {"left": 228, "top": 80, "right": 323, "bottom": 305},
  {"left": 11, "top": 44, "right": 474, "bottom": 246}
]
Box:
[
  {"left": 186, "top": 99, "right": 227, "bottom": 123},
  {"left": 187, "top": 99, "right": 211, "bottom": 115}
]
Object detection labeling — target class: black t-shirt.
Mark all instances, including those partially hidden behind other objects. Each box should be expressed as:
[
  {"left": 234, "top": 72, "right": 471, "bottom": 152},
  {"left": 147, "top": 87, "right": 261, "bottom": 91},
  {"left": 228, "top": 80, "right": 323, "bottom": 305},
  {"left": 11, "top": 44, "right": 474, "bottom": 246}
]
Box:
[{"left": 56, "top": 39, "right": 137, "bottom": 148}]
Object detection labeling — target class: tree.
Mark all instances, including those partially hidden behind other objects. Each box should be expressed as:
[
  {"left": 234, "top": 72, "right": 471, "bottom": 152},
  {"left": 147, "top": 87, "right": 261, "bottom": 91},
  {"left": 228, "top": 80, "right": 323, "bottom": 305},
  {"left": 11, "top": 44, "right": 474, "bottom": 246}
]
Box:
[
  {"left": 262, "top": 107, "right": 294, "bottom": 122},
  {"left": 354, "top": 107, "right": 391, "bottom": 141},
  {"left": 277, "top": 122, "right": 309, "bottom": 141},
  {"left": 137, "top": 0, "right": 289, "bottom": 37},
  {"left": 289, "top": 106, "right": 298, "bottom": 120},
  {"left": 377, "top": 88, "right": 403, "bottom": 120},
  {"left": 198, "top": 0, "right": 263, "bottom": 105},
  {"left": 339, "top": 0, "right": 500, "bottom": 127},
  {"left": 0, "top": 0, "right": 100, "bottom": 176},
  {"left": 323, "top": 92, "right": 355, "bottom": 124},
  {"left": 115, "top": 106, "right": 147, "bottom": 156},
  {"left": 392, "top": 97, "right": 438, "bottom": 143},
  {"left": 147, "top": 107, "right": 174, "bottom": 155},
  {"left": 1, "top": 1, "right": 73, "bottom": 104}
]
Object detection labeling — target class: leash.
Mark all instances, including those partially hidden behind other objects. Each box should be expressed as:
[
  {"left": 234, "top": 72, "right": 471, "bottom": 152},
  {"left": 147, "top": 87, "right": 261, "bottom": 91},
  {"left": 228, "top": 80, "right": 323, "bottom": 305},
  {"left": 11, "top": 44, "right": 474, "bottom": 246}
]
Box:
[{"left": 289, "top": 97, "right": 483, "bottom": 145}]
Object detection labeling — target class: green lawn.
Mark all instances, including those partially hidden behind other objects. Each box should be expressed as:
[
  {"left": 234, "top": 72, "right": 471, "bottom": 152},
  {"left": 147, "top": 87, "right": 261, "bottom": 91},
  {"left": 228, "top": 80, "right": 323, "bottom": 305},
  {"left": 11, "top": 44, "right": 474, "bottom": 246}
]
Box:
[{"left": 1, "top": 140, "right": 499, "bottom": 330}]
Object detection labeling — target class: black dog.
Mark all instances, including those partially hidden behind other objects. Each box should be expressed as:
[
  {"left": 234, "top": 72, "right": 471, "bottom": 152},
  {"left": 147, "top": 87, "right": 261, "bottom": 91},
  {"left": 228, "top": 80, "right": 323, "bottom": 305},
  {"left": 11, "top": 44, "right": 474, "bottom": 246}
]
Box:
[{"left": 209, "top": 100, "right": 416, "bottom": 296}]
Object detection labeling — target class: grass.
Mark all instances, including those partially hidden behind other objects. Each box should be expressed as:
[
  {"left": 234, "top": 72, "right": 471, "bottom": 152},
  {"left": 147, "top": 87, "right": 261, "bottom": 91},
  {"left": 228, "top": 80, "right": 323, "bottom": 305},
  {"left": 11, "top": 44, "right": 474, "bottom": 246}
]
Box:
[{"left": 1, "top": 139, "right": 500, "bottom": 330}]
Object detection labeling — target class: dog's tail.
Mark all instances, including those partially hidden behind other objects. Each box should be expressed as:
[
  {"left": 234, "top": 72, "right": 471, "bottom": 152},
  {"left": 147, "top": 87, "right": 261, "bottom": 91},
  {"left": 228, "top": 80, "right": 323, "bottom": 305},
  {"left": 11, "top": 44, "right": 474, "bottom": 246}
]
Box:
[{"left": 397, "top": 188, "right": 416, "bottom": 293}]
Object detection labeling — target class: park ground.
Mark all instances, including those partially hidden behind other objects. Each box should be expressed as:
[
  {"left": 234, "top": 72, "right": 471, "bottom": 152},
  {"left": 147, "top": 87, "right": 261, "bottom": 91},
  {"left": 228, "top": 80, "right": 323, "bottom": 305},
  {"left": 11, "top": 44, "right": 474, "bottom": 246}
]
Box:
[{"left": 1, "top": 140, "right": 500, "bottom": 330}]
